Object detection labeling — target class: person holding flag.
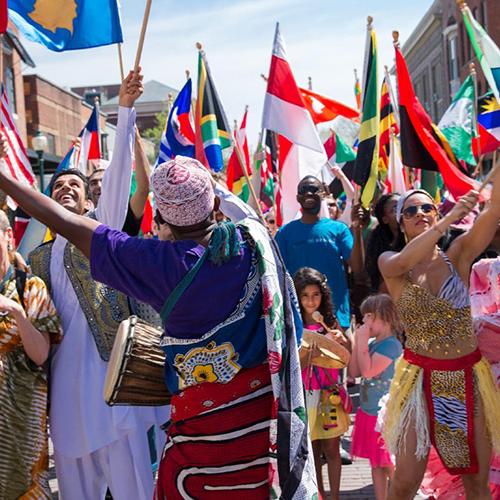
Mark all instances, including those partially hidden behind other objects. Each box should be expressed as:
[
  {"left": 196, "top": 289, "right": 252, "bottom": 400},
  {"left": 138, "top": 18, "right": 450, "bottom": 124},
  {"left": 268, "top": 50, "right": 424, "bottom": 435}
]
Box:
[{"left": 379, "top": 177, "right": 500, "bottom": 498}]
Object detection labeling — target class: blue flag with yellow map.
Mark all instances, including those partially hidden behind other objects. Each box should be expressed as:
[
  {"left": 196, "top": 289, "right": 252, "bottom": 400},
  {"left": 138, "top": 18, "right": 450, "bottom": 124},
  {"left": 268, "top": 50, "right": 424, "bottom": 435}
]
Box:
[{"left": 8, "top": 0, "right": 123, "bottom": 52}]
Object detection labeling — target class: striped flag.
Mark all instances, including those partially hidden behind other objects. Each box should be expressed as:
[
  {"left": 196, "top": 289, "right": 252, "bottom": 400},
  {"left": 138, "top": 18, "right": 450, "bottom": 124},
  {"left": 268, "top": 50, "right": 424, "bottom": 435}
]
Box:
[
  {"left": 461, "top": 4, "right": 500, "bottom": 103},
  {"left": 354, "top": 69, "right": 362, "bottom": 110},
  {"left": 157, "top": 79, "right": 195, "bottom": 166},
  {"left": 226, "top": 108, "right": 251, "bottom": 202},
  {"left": 378, "top": 76, "right": 399, "bottom": 173},
  {"left": 353, "top": 21, "right": 380, "bottom": 208},
  {"left": 0, "top": 83, "right": 36, "bottom": 209},
  {"left": 254, "top": 131, "right": 276, "bottom": 210},
  {"left": 195, "top": 49, "right": 231, "bottom": 172},
  {"left": 299, "top": 87, "right": 359, "bottom": 125}
]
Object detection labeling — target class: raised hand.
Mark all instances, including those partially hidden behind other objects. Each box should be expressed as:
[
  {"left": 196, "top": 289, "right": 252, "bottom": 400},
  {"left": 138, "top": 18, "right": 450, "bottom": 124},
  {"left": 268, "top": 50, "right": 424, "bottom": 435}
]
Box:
[
  {"left": 447, "top": 190, "right": 479, "bottom": 222},
  {"left": 119, "top": 67, "right": 144, "bottom": 108}
]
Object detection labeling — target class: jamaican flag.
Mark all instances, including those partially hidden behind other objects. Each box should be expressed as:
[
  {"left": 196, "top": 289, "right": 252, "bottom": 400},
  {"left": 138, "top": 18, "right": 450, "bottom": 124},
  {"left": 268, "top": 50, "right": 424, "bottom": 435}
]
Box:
[
  {"left": 353, "top": 23, "right": 379, "bottom": 208},
  {"left": 195, "top": 50, "right": 231, "bottom": 172}
]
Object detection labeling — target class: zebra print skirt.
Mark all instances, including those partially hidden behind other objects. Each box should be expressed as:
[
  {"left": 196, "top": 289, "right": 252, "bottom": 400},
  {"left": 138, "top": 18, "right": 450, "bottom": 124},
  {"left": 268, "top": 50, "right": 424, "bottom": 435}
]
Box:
[
  {"left": 155, "top": 364, "right": 273, "bottom": 499},
  {"left": 383, "top": 348, "right": 500, "bottom": 475}
]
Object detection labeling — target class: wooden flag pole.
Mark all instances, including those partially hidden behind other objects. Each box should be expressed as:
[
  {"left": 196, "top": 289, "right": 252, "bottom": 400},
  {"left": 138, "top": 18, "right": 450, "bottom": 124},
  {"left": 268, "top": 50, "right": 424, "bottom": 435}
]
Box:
[
  {"left": 384, "top": 64, "right": 400, "bottom": 127},
  {"left": 117, "top": 44, "right": 125, "bottom": 81},
  {"left": 231, "top": 107, "right": 266, "bottom": 223},
  {"left": 469, "top": 62, "right": 483, "bottom": 179},
  {"left": 134, "top": 0, "right": 153, "bottom": 73}
]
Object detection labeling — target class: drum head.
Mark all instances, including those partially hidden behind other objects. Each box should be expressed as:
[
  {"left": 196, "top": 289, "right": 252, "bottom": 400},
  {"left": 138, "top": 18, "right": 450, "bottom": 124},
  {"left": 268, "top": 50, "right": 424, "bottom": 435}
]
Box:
[
  {"left": 301, "top": 330, "right": 350, "bottom": 369},
  {"left": 104, "top": 317, "right": 134, "bottom": 403}
]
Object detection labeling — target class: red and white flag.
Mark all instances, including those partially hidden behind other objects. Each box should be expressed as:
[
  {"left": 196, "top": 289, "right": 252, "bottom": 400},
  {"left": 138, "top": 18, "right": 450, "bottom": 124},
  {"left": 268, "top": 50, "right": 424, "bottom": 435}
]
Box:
[
  {"left": 0, "top": 84, "right": 36, "bottom": 208},
  {"left": 262, "top": 23, "right": 326, "bottom": 224},
  {"left": 385, "top": 132, "right": 407, "bottom": 195}
]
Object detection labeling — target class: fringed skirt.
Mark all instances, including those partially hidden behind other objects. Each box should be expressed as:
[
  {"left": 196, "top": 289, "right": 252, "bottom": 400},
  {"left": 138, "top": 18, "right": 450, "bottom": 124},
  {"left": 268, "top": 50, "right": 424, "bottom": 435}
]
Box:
[{"left": 382, "top": 349, "right": 500, "bottom": 475}]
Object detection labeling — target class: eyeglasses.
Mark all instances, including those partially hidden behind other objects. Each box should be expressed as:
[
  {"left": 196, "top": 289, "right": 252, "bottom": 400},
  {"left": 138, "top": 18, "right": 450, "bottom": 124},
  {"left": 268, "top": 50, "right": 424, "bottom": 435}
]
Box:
[
  {"left": 297, "top": 184, "right": 320, "bottom": 195},
  {"left": 402, "top": 203, "right": 436, "bottom": 219}
]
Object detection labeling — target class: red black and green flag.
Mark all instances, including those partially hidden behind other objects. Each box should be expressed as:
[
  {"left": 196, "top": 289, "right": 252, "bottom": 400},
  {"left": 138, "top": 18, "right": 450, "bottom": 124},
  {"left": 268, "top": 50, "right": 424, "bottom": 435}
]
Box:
[
  {"left": 395, "top": 46, "right": 478, "bottom": 199},
  {"left": 353, "top": 24, "right": 379, "bottom": 207},
  {"left": 378, "top": 76, "right": 399, "bottom": 173},
  {"left": 195, "top": 49, "right": 231, "bottom": 172}
]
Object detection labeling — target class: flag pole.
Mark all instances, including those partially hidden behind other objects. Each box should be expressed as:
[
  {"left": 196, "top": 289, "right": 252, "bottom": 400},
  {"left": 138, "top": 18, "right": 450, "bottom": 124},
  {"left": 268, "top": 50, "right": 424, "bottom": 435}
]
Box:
[
  {"left": 231, "top": 106, "right": 266, "bottom": 223},
  {"left": 469, "top": 62, "right": 483, "bottom": 179},
  {"left": 384, "top": 64, "right": 400, "bottom": 128},
  {"left": 134, "top": 0, "right": 153, "bottom": 73},
  {"left": 117, "top": 44, "right": 125, "bottom": 81}
]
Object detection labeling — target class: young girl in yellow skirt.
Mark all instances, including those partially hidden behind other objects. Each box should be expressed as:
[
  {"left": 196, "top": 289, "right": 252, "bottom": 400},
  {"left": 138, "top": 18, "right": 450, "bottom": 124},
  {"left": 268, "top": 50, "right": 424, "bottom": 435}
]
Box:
[{"left": 295, "top": 267, "right": 351, "bottom": 500}]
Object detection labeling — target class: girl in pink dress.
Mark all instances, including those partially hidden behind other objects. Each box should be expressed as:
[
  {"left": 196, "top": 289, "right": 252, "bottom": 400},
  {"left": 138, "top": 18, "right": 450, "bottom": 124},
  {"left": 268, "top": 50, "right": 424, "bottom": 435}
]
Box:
[
  {"left": 349, "top": 294, "right": 403, "bottom": 500},
  {"left": 294, "top": 267, "right": 351, "bottom": 500}
]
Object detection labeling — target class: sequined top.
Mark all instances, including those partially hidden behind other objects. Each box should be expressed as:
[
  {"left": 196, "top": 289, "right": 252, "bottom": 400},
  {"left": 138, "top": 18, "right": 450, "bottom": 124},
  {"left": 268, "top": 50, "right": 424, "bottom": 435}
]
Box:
[{"left": 397, "top": 253, "right": 475, "bottom": 355}]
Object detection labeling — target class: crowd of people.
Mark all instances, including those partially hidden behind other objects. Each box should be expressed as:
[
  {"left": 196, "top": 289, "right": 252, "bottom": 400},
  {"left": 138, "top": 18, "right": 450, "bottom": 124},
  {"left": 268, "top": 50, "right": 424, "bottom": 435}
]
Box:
[{"left": 0, "top": 68, "right": 499, "bottom": 500}]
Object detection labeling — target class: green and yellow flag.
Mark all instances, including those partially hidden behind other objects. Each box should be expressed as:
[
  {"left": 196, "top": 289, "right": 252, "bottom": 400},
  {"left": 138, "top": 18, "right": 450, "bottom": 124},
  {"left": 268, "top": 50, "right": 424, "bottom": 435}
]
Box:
[{"left": 353, "top": 20, "right": 380, "bottom": 207}]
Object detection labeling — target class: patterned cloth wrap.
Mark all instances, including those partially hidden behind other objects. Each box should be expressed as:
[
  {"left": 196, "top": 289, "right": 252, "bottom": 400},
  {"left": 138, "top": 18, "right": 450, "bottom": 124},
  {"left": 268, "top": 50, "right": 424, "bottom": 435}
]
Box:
[
  {"left": 156, "top": 219, "right": 317, "bottom": 499},
  {"left": 0, "top": 270, "right": 62, "bottom": 499}
]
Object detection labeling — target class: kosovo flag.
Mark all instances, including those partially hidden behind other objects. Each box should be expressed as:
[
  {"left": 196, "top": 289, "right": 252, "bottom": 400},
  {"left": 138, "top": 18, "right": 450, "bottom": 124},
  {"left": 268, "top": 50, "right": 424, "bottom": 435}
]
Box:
[{"left": 8, "top": 0, "right": 123, "bottom": 51}]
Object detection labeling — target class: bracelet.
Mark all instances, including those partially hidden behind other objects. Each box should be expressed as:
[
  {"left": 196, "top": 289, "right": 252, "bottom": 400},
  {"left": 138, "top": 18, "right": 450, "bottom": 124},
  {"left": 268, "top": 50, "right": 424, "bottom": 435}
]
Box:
[{"left": 433, "top": 225, "right": 445, "bottom": 236}]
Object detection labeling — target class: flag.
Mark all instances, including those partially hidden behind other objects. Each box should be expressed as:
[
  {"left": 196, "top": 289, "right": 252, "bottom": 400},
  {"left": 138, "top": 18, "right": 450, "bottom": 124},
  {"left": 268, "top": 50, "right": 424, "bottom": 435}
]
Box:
[
  {"left": 157, "top": 78, "right": 195, "bottom": 165},
  {"left": 379, "top": 76, "right": 399, "bottom": 173},
  {"left": 78, "top": 105, "right": 101, "bottom": 174},
  {"left": 8, "top": 0, "right": 123, "bottom": 52},
  {"left": 438, "top": 75, "right": 476, "bottom": 165},
  {"left": 226, "top": 108, "right": 251, "bottom": 202},
  {"left": 461, "top": 4, "right": 500, "bottom": 103},
  {"left": 0, "top": 0, "right": 7, "bottom": 33},
  {"left": 386, "top": 133, "right": 407, "bottom": 194},
  {"left": 323, "top": 132, "right": 357, "bottom": 198},
  {"left": 0, "top": 83, "right": 36, "bottom": 210},
  {"left": 262, "top": 23, "right": 326, "bottom": 224},
  {"left": 353, "top": 23, "right": 380, "bottom": 208},
  {"left": 195, "top": 49, "right": 231, "bottom": 172},
  {"left": 474, "top": 92, "right": 500, "bottom": 155},
  {"left": 354, "top": 70, "right": 362, "bottom": 110},
  {"left": 254, "top": 133, "right": 275, "bottom": 210},
  {"left": 262, "top": 23, "right": 324, "bottom": 153},
  {"left": 299, "top": 87, "right": 359, "bottom": 125},
  {"left": 395, "top": 46, "right": 479, "bottom": 200}
]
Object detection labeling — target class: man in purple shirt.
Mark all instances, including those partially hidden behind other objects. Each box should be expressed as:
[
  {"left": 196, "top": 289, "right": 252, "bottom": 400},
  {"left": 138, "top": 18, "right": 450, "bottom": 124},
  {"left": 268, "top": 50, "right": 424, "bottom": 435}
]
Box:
[{"left": 0, "top": 153, "right": 318, "bottom": 498}]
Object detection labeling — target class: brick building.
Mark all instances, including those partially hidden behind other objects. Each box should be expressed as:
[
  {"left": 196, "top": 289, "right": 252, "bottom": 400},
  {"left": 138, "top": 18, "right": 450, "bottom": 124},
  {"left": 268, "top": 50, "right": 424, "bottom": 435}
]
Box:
[{"left": 400, "top": 0, "right": 499, "bottom": 122}]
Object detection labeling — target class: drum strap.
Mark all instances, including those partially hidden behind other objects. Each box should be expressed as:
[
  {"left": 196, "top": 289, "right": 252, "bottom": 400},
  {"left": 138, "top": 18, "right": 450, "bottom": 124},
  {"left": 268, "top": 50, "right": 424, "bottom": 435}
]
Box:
[{"left": 160, "top": 250, "right": 208, "bottom": 323}]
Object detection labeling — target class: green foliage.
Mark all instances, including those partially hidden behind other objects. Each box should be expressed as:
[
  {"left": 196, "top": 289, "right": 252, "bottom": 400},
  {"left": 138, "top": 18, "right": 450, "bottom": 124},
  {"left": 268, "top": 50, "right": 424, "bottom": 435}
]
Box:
[{"left": 143, "top": 108, "right": 168, "bottom": 157}]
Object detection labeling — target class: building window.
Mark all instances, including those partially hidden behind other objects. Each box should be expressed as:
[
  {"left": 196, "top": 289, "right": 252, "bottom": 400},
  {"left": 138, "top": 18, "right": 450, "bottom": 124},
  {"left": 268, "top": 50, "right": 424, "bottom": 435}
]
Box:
[
  {"left": 422, "top": 72, "right": 429, "bottom": 111},
  {"left": 46, "top": 133, "right": 56, "bottom": 155},
  {"left": 448, "top": 35, "right": 459, "bottom": 81},
  {"left": 480, "top": 1, "right": 487, "bottom": 29},
  {"left": 4, "top": 67, "right": 16, "bottom": 113},
  {"left": 431, "top": 63, "right": 440, "bottom": 121}
]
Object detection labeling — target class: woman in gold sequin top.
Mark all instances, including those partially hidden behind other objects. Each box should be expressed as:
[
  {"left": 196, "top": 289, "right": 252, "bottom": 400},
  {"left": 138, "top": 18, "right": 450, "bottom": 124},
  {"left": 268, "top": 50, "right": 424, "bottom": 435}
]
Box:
[{"left": 378, "top": 171, "right": 500, "bottom": 500}]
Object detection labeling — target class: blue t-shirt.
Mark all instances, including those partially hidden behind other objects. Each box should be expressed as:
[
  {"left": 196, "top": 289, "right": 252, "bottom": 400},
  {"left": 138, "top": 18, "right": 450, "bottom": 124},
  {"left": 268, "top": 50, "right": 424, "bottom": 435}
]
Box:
[
  {"left": 360, "top": 336, "right": 402, "bottom": 416},
  {"left": 275, "top": 218, "right": 353, "bottom": 327}
]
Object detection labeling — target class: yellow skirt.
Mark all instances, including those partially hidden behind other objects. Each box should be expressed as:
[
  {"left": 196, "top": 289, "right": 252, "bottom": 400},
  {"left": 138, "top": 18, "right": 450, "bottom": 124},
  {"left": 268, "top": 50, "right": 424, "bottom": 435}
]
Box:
[
  {"left": 382, "top": 350, "right": 500, "bottom": 474},
  {"left": 305, "top": 389, "right": 350, "bottom": 441}
]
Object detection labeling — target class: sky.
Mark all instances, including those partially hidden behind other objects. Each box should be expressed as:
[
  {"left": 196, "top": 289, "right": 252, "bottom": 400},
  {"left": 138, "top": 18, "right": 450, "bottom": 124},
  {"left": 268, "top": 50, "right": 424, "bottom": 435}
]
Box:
[{"left": 18, "top": 0, "right": 435, "bottom": 144}]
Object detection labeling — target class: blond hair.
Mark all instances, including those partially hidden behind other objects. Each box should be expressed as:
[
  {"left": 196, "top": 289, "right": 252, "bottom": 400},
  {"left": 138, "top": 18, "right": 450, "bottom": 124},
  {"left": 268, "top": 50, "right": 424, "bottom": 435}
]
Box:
[{"left": 0, "top": 210, "right": 10, "bottom": 232}]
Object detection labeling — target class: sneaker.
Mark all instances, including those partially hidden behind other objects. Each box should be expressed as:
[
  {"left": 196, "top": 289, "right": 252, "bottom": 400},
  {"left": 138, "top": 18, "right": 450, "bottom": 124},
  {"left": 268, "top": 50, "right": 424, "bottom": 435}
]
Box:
[{"left": 340, "top": 447, "right": 352, "bottom": 465}]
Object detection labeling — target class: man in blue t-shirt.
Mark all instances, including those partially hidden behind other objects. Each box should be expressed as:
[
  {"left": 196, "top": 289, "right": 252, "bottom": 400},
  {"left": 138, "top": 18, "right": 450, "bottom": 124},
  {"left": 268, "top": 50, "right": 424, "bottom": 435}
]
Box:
[{"left": 276, "top": 175, "right": 353, "bottom": 328}]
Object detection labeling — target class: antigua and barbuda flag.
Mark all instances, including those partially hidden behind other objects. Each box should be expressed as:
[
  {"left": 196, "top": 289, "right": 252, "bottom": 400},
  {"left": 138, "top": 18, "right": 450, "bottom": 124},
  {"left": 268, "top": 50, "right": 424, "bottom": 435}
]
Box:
[{"left": 8, "top": 0, "right": 123, "bottom": 51}]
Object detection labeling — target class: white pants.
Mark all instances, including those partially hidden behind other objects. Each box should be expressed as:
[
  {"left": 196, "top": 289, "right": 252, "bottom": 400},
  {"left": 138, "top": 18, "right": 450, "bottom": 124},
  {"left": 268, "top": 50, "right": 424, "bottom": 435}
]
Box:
[{"left": 54, "top": 429, "right": 154, "bottom": 500}]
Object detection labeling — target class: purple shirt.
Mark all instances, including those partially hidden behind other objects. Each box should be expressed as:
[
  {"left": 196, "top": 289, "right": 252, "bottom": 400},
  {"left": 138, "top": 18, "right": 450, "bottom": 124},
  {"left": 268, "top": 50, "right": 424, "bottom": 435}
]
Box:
[{"left": 90, "top": 224, "right": 252, "bottom": 339}]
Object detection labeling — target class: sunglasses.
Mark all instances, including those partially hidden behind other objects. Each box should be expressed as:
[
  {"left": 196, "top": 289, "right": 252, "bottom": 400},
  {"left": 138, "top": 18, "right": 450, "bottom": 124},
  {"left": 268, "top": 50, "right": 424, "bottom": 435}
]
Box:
[
  {"left": 402, "top": 203, "right": 436, "bottom": 219},
  {"left": 297, "top": 184, "right": 320, "bottom": 196}
]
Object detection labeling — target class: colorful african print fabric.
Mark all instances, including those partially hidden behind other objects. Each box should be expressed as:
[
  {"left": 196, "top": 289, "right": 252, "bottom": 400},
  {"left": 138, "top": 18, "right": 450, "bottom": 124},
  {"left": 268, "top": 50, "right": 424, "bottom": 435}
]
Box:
[{"left": 0, "top": 270, "right": 61, "bottom": 499}]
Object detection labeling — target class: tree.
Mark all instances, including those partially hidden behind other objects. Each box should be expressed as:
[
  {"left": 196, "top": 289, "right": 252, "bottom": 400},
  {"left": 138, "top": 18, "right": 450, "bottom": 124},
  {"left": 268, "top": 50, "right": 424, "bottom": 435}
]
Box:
[{"left": 143, "top": 108, "right": 169, "bottom": 158}]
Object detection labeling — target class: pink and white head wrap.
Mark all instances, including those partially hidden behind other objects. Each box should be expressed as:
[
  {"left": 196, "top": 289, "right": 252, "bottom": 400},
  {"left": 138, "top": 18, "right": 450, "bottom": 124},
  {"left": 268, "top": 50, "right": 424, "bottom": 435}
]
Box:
[{"left": 151, "top": 156, "right": 215, "bottom": 227}]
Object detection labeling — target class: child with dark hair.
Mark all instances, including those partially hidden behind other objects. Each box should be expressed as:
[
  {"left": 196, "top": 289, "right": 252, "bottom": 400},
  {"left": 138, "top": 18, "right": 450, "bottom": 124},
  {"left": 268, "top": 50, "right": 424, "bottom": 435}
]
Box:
[
  {"left": 294, "top": 267, "right": 351, "bottom": 500},
  {"left": 349, "top": 294, "right": 403, "bottom": 500}
]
